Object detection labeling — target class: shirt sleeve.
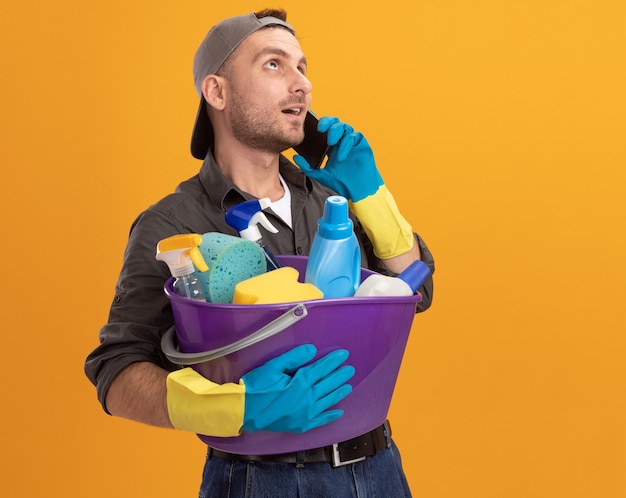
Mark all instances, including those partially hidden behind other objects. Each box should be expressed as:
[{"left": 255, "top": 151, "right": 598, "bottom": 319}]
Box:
[
  {"left": 84, "top": 209, "right": 182, "bottom": 413},
  {"left": 413, "top": 233, "right": 435, "bottom": 313}
]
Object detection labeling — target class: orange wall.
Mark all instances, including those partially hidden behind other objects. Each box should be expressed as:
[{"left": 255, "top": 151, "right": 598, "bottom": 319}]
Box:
[{"left": 1, "top": 1, "right": 625, "bottom": 497}]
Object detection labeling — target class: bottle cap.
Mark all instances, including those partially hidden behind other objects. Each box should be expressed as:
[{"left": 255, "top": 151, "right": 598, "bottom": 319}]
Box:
[
  {"left": 318, "top": 196, "right": 353, "bottom": 240},
  {"left": 398, "top": 260, "right": 431, "bottom": 293}
]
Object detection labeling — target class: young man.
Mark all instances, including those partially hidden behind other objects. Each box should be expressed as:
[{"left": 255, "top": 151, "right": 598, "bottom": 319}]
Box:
[{"left": 85, "top": 9, "right": 434, "bottom": 497}]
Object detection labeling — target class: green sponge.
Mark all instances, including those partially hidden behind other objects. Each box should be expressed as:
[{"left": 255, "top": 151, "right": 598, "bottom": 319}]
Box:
[{"left": 195, "top": 233, "right": 266, "bottom": 303}]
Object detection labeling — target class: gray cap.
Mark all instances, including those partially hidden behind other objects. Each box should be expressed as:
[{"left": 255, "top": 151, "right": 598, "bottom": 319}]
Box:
[{"left": 190, "top": 13, "right": 295, "bottom": 159}]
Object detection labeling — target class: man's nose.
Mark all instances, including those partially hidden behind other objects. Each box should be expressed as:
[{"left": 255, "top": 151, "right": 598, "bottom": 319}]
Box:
[{"left": 290, "top": 69, "right": 313, "bottom": 95}]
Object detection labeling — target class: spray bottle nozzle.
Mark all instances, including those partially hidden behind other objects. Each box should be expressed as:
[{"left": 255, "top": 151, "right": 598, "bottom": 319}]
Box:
[
  {"left": 156, "top": 234, "right": 208, "bottom": 302},
  {"left": 156, "top": 233, "right": 209, "bottom": 276},
  {"left": 225, "top": 198, "right": 278, "bottom": 242},
  {"left": 225, "top": 198, "right": 281, "bottom": 271}
]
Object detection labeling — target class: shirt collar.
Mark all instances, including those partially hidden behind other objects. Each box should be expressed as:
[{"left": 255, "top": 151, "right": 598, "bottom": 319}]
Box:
[{"left": 198, "top": 150, "right": 312, "bottom": 211}]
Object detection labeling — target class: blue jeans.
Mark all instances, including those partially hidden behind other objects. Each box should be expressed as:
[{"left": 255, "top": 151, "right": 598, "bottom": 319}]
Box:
[{"left": 198, "top": 438, "right": 412, "bottom": 498}]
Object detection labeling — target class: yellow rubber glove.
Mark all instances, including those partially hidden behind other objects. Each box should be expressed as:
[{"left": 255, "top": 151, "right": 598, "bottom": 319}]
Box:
[
  {"left": 348, "top": 185, "right": 414, "bottom": 260},
  {"left": 166, "top": 368, "right": 245, "bottom": 437},
  {"left": 166, "top": 345, "right": 354, "bottom": 437}
]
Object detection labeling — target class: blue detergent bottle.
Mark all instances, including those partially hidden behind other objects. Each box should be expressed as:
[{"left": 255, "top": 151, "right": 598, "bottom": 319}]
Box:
[{"left": 305, "top": 195, "right": 361, "bottom": 298}]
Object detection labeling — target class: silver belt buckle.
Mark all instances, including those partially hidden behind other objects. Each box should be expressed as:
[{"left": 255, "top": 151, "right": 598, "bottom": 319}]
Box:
[{"left": 331, "top": 443, "right": 367, "bottom": 467}]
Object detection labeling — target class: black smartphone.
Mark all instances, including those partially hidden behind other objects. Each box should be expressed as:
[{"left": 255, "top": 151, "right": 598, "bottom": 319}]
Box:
[{"left": 293, "top": 110, "right": 329, "bottom": 169}]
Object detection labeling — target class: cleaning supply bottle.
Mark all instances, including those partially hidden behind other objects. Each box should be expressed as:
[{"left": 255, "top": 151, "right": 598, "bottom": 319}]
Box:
[
  {"left": 305, "top": 195, "right": 361, "bottom": 298},
  {"left": 225, "top": 198, "right": 281, "bottom": 271},
  {"left": 355, "top": 259, "right": 431, "bottom": 297},
  {"left": 156, "top": 233, "right": 209, "bottom": 302}
]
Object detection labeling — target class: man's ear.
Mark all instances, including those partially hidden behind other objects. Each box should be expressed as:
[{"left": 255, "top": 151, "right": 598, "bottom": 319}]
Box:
[{"left": 202, "top": 75, "right": 227, "bottom": 111}]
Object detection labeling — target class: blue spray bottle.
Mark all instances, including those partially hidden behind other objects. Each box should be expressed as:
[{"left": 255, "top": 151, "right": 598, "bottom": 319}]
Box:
[
  {"left": 225, "top": 198, "right": 281, "bottom": 271},
  {"left": 305, "top": 195, "right": 361, "bottom": 298}
]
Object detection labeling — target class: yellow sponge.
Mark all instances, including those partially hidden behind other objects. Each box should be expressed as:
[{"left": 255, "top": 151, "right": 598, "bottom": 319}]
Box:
[{"left": 233, "top": 267, "right": 323, "bottom": 304}]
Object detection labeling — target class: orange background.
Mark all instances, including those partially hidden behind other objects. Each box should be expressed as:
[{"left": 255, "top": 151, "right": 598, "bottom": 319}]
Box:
[{"left": 1, "top": 1, "right": 625, "bottom": 496}]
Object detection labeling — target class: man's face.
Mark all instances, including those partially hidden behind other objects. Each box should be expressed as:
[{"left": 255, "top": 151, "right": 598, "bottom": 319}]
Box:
[{"left": 223, "top": 27, "right": 313, "bottom": 153}]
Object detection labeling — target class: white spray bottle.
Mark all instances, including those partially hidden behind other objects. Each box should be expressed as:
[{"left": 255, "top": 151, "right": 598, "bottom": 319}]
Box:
[
  {"left": 355, "top": 259, "right": 431, "bottom": 297},
  {"left": 225, "top": 198, "right": 281, "bottom": 271},
  {"left": 156, "top": 233, "right": 209, "bottom": 301}
]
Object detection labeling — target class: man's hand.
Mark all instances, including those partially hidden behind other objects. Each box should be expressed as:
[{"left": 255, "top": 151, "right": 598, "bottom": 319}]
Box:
[
  {"left": 166, "top": 344, "right": 354, "bottom": 436},
  {"left": 294, "top": 116, "right": 383, "bottom": 203},
  {"left": 242, "top": 344, "right": 355, "bottom": 433},
  {"left": 295, "top": 116, "right": 415, "bottom": 260}
]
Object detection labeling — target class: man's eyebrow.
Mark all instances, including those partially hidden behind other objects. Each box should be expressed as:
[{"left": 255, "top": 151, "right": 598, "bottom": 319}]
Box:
[{"left": 253, "top": 46, "right": 307, "bottom": 67}]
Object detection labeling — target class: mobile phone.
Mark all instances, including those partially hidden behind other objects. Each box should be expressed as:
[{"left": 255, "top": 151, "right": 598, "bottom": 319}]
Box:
[{"left": 293, "top": 110, "right": 329, "bottom": 169}]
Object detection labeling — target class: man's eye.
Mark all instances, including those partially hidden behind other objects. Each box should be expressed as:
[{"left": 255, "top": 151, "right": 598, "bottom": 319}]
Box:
[{"left": 264, "top": 60, "right": 279, "bottom": 70}]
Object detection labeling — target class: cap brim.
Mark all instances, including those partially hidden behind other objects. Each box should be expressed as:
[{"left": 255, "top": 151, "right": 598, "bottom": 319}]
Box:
[{"left": 190, "top": 96, "right": 213, "bottom": 159}]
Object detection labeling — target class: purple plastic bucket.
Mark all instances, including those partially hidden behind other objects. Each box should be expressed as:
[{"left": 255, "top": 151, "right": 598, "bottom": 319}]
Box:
[{"left": 162, "top": 255, "right": 420, "bottom": 455}]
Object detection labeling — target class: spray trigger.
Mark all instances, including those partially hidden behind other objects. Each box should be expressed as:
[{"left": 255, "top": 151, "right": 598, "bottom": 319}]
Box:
[
  {"left": 250, "top": 212, "right": 278, "bottom": 234},
  {"left": 189, "top": 246, "right": 209, "bottom": 272}
]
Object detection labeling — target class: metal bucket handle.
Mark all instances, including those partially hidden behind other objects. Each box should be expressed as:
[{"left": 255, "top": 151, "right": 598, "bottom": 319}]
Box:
[{"left": 161, "top": 303, "right": 308, "bottom": 365}]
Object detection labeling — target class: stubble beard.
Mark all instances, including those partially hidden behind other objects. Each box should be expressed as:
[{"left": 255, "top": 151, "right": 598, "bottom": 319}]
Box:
[{"left": 228, "top": 90, "right": 304, "bottom": 154}]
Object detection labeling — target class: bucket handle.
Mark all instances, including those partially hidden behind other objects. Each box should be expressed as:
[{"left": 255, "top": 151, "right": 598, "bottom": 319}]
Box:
[{"left": 161, "top": 303, "right": 308, "bottom": 365}]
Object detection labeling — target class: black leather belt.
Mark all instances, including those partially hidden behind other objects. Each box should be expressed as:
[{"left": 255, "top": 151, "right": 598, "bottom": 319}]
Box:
[{"left": 209, "top": 421, "right": 391, "bottom": 467}]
